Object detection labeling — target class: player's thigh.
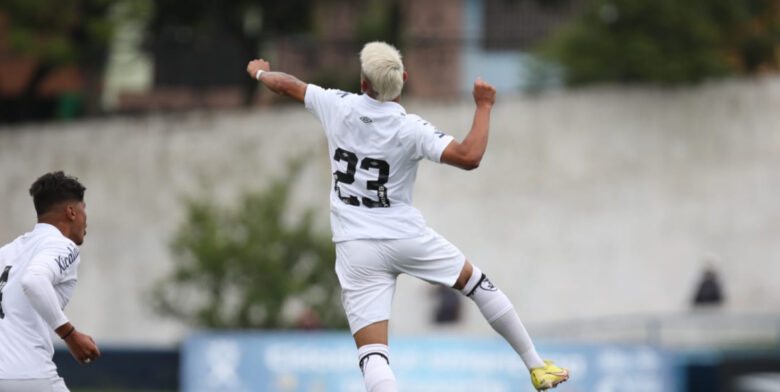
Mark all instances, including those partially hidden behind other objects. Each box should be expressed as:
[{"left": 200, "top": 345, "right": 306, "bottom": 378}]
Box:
[
  {"left": 335, "top": 240, "right": 397, "bottom": 335},
  {"left": 390, "top": 228, "right": 466, "bottom": 287},
  {"left": 0, "top": 379, "right": 56, "bottom": 392}
]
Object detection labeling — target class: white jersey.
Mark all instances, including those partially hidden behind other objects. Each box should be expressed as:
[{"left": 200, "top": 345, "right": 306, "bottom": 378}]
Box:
[
  {"left": 305, "top": 84, "right": 454, "bottom": 242},
  {"left": 0, "top": 223, "right": 80, "bottom": 380}
]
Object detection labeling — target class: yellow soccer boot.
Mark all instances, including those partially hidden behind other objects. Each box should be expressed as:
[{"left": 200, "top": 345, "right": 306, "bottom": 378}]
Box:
[{"left": 530, "top": 360, "right": 569, "bottom": 390}]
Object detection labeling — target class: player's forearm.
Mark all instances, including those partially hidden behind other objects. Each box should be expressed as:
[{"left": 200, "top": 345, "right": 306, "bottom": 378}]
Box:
[
  {"left": 258, "top": 72, "right": 307, "bottom": 102},
  {"left": 459, "top": 104, "right": 492, "bottom": 167}
]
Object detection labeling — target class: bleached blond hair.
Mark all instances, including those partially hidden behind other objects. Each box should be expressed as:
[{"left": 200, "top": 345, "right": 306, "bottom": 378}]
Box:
[{"left": 360, "top": 41, "right": 404, "bottom": 102}]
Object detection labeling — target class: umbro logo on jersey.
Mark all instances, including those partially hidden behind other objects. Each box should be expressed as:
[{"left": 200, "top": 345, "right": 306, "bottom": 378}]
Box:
[
  {"left": 434, "top": 131, "right": 446, "bottom": 138},
  {"left": 360, "top": 116, "right": 373, "bottom": 124}
]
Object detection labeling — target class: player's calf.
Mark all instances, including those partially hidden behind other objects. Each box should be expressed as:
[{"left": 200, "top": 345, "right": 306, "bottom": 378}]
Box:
[{"left": 460, "top": 266, "right": 546, "bottom": 369}]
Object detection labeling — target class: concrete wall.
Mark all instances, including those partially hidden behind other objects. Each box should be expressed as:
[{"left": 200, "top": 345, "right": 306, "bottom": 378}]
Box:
[{"left": 1, "top": 77, "right": 779, "bottom": 345}]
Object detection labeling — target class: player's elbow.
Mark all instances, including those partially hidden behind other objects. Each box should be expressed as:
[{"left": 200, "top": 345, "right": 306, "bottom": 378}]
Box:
[
  {"left": 278, "top": 79, "right": 297, "bottom": 96},
  {"left": 441, "top": 143, "right": 483, "bottom": 170},
  {"left": 461, "top": 160, "right": 480, "bottom": 170},
  {"left": 20, "top": 272, "right": 39, "bottom": 295},
  {"left": 20, "top": 269, "right": 49, "bottom": 296},
  {"left": 460, "top": 154, "right": 482, "bottom": 170},
  {"left": 268, "top": 77, "right": 305, "bottom": 101}
]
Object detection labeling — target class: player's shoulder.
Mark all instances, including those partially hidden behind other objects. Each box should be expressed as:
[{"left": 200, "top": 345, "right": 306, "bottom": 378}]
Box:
[
  {"left": 405, "top": 113, "right": 424, "bottom": 123},
  {"left": 401, "top": 113, "right": 442, "bottom": 138},
  {"left": 404, "top": 113, "right": 435, "bottom": 129},
  {"left": 34, "top": 235, "right": 80, "bottom": 274},
  {"left": 308, "top": 84, "right": 355, "bottom": 101},
  {"left": 36, "top": 230, "right": 77, "bottom": 254}
]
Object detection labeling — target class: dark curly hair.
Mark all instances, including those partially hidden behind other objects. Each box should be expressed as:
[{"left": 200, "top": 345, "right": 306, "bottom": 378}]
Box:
[{"left": 29, "top": 171, "right": 86, "bottom": 216}]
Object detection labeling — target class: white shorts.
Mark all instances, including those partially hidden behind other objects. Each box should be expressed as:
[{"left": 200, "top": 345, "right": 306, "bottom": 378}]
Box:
[
  {"left": 335, "top": 228, "right": 466, "bottom": 334},
  {"left": 0, "top": 377, "right": 68, "bottom": 392}
]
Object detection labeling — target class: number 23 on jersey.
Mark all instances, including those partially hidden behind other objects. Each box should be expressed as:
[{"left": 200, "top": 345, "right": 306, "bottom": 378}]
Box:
[{"left": 333, "top": 147, "right": 391, "bottom": 208}]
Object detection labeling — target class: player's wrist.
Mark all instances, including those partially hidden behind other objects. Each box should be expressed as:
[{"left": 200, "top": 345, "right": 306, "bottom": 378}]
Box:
[
  {"left": 255, "top": 69, "right": 266, "bottom": 80},
  {"left": 59, "top": 325, "right": 76, "bottom": 340}
]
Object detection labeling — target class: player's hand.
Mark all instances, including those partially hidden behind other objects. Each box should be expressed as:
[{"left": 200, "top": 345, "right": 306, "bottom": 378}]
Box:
[
  {"left": 247, "top": 59, "right": 271, "bottom": 79},
  {"left": 472, "top": 78, "right": 496, "bottom": 109},
  {"left": 65, "top": 329, "right": 101, "bottom": 365}
]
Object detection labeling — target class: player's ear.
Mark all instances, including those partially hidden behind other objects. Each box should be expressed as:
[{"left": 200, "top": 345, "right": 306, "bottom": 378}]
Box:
[
  {"left": 361, "top": 79, "right": 369, "bottom": 93},
  {"left": 402, "top": 71, "right": 408, "bottom": 82},
  {"left": 64, "top": 203, "right": 77, "bottom": 221}
]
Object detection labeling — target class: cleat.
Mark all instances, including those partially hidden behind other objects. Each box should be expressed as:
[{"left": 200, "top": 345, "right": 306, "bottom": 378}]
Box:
[{"left": 530, "top": 360, "right": 569, "bottom": 390}]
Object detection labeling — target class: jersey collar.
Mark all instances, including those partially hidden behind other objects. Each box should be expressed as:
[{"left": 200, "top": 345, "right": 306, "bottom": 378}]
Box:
[
  {"left": 33, "top": 223, "right": 65, "bottom": 238},
  {"left": 361, "top": 93, "right": 406, "bottom": 113}
]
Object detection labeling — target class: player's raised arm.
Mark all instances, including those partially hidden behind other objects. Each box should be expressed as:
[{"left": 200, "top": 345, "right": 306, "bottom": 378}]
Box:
[
  {"left": 246, "top": 59, "right": 308, "bottom": 103},
  {"left": 440, "top": 78, "right": 496, "bottom": 170}
]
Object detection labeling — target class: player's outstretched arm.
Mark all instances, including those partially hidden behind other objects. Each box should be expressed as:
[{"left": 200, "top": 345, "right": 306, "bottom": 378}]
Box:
[
  {"left": 440, "top": 78, "right": 496, "bottom": 170},
  {"left": 246, "top": 59, "right": 308, "bottom": 103}
]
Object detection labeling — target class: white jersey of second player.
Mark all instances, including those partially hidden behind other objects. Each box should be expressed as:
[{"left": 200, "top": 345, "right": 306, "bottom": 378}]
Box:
[
  {"left": 305, "top": 84, "right": 454, "bottom": 242},
  {"left": 0, "top": 223, "right": 80, "bottom": 380}
]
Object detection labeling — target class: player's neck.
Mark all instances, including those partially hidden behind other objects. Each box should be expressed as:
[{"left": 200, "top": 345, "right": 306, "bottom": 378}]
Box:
[
  {"left": 364, "top": 91, "right": 401, "bottom": 104},
  {"left": 37, "top": 216, "right": 71, "bottom": 240}
]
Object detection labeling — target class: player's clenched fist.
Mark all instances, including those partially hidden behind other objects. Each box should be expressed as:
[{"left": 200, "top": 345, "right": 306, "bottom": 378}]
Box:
[
  {"left": 64, "top": 329, "right": 101, "bottom": 365},
  {"left": 472, "top": 78, "right": 496, "bottom": 108},
  {"left": 246, "top": 59, "right": 271, "bottom": 79}
]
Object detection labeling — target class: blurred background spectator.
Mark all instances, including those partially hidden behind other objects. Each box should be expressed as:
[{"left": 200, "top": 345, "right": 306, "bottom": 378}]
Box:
[{"left": 693, "top": 266, "right": 725, "bottom": 308}]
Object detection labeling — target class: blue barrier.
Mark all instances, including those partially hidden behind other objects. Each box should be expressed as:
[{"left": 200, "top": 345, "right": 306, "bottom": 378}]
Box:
[
  {"left": 54, "top": 347, "right": 178, "bottom": 390},
  {"left": 182, "top": 332, "right": 679, "bottom": 392}
]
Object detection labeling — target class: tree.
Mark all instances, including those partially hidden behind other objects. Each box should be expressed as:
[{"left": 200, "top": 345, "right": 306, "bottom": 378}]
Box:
[
  {"left": 151, "top": 159, "right": 346, "bottom": 329},
  {"left": 0, "top": 0, "right": 128, "bottom": 121},
  {"left": 538, "top": 0, "right": 780, "bottom": 85}
]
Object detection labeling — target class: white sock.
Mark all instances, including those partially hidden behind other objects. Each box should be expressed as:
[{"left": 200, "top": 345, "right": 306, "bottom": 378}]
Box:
[
  {"left": 358, "top": 344, "right": 397, "bottom": 392},
  {"left": 461, "top": 267, "right": 545, "bottom": 369}
]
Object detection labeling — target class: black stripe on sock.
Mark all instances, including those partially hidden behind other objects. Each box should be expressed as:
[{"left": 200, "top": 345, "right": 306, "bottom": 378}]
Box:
[
  {"left": 359, "top": 352, "right": 390, "bottom": 372},
  {"left": 466, "top": 273, "right": 487, "bottom": 297}
]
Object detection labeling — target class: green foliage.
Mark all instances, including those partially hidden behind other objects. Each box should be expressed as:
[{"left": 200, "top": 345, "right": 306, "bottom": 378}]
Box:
[
  {"left": 355, "top": 0, "right": 401, "bottom": 44},
  {"left": 538, "top": 0, "right": 780, "bottom": 85},
  {"left": 152, "top": 159, "right": 346, "bottom": 329},
  {"left": 0, "top": 0, "right": 115, "bottom": 66},
  {"left": 0, "top": 0, "right": 151, "bottom": 121}
]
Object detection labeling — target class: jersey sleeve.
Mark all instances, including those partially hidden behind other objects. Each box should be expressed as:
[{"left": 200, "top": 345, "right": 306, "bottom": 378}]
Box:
[
  {"left": 27, "top": 240, "right": 79, "bottom": 286},
  {"left": 20, "top": 240, "right": 79, "bottom": 329},
  {"left": 408, "top": 115, "right": 455, "bottom": 163},
  {"left": 21, "top": 269, "right": 69, "bottom": 329},
  {"left": 304, "top": 84, "right": 352, "bottom": 136}
]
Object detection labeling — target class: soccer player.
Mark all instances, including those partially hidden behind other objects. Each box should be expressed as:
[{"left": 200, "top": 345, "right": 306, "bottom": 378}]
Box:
[
  {"left": 0, "top": 171, "right": 101, "bottom": 392},
  {"left": 246, "top": 42, "right": 568, "bottom": 391}
]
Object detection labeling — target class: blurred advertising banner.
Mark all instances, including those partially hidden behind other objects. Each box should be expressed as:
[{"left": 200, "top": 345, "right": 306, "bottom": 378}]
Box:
[{"left": 182, "top": 332, "right": 679, "bottom": 392}]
